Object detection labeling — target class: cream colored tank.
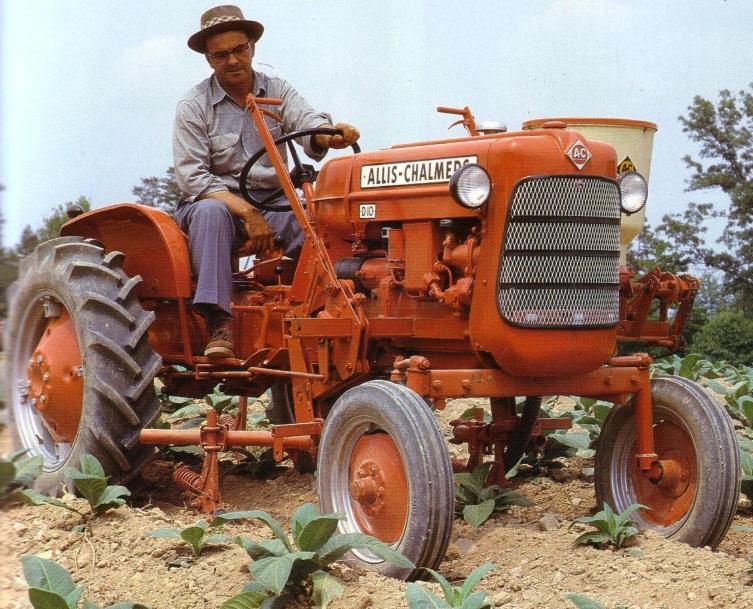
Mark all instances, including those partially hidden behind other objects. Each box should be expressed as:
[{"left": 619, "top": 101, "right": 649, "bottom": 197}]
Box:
[{"left": 522, "top": 118, "right": 657, "bottom": 264}]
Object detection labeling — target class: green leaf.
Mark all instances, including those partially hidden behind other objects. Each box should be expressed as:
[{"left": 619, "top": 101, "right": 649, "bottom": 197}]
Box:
[
  {"left": 679, "top": 353, "right": 701, "bottom": 379},
  {"left": 574, "top": 531, "right": 612, "bottom": 546},
  {"left": 104, "top": 604, "right": 151, "bottom": 609},
  {"left": 459, "top": 563, "right": 494, "bottom": 601},
  {"left": 166, "top": 404, "right": 205, "bottom": 422},
  {"left": 496, "top": 490, "right": 534, "bottom": 509},
  {"left": 28, "top": 588, "right": 72, "bottom": 609},
  {"left": 14, "top": 454, "right": 44, "bottom": 487},
  {"left": 79, "top": 454, "right": 106, "bottom": 478},
  {"left": 83, "top": 601, "right": 102, "bottom": 609},
  {"left": 63, "top": 470, "right": 106, "bottom": 507},
  {"left": 0, "top": 460, "right": 15, "bottom": 494},
  {"left": 566, "top": 593, "right": 606, "bottom": 609},
  {"left": 15, "top": 489, "right": 77, "bottom": 512},
  {"left": 297, "top": 516, "right": 342, "bottom": 552},
  {"left": 405, "top": 583, "right": 450, "bottom": 609},
  {"left": 454, "top": 473, "right": 481, "bottom": 497},
  {"left": 251, "top": 555, "right": 300, "bottom": 595},
  {"left": 94, "top": 485, "right": 130, "bottom": 514},
  {"left": 204, "top": 534, "right": 230, "bottom": 546},
  {"left": 311, "top": 570, "right": 344, "bottom": 608},
  {"left": 291, "top": 503, "right": 320, "bottom": 542},
  {"left": 22, "top": 556, "right": 79, "bottom": 597},
  {"left": 220, "top": 592, "right": 269, "bottom": 609},
  {"left": 459, "top": 591, "right": 492, "bottom": 609},
  {"left": 145, "top": 528, "right": 182, "bottom": 540},
  {"left": 317, "top": 533, "right": 414, "bottom": 568},
  {"left": 180, "top": 526, "right": 207, "bottom": 555},
  {"left": 548, "top": 431, "right": 591, "bottom": 450},
  {"left": 425, "top": 568, "right": 457, "bottom": 605},
  {"left": 236, "top": 537, "right": 287, "bottom": 559},
  {"left": 463, "top": 499, "right": 496, "bottom": 528},
  {"left": 216, "top": 510, "right": 292, "bottom": 551}
]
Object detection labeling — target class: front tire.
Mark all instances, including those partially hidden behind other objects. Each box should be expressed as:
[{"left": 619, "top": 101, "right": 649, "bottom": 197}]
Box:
[
  {"left": 595, "top": 375, "right": 740, "bottom": 548},
  {"left": 5, "top": 237, "right": 162, "bottom": 494},
  {"left": 317, "top": 380, "right": 454, "bottom": 580}
]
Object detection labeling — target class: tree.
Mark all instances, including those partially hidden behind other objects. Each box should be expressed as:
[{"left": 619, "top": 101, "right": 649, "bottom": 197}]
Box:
[
  {"left": 132, "top": 166, "right": 181, "bottom": 215},
  {"left": 680, "top": 83, "right": 753, "bottom": 309},
  {"left": 626, "top": 202, "right": 715, "bottom": 276}
]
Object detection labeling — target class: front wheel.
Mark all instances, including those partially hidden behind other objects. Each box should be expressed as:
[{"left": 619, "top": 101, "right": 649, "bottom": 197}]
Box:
[
  {"left": 317, "top": 380, "right": 454, "bottom": 580},
  {"left": 595, "top": 375, "right": 740, "bottom": 548},
  {"left": 5, "top": 237, "right": 162, "bottom": 494}
]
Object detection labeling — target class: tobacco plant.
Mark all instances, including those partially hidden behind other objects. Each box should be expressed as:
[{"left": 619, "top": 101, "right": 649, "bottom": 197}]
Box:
[
  {"left": 22, "top": 555, "right": 149, "bottom": 609},
  {"left": 0, "top": 449, "right": 42, "bottom": 503},
  {"left": 567, "top": 593, "right": 628, "bottom": 609},
  {"left": 145, "top": 511, "right": 256, "bottom": 555},
  {"left": 405, "top": 563, "right": 495, "bottom": 609},
  {"left": 572, "top": 502, "right": 644, "bottom": 549},
  {"left": 63, "top": 454, "right": 130, "bottom": 516},
  {"left": 454, "top": 462, "right": 533, "bottom": 528},
  {"left": 225, "top": 502, "right": 412, "bottom": 608}
]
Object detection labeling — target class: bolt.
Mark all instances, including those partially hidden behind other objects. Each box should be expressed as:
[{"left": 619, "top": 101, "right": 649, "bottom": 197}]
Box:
[
  {"left": 43, "top": 373, "right": 50, "bottom": 383},
  {"left": 376, "top": 486, "right": 384, "bottom": 496},
  {"left": 370, "top": 465, "right": 378, "bottom": 475},
  {"left": 76, "top": 366, "right": 84, "bottom": 377},
  {"left": 39, "top": 395, "right": 46, "bottom": 404},
  {"left": 31, "top": 398, "right": 38, "bottom": 407},
  {"left": 29, "top": 358, "right": 35, "bottom": 367},
  {"left": 37, "top": 355, "right": 44, "bottom": 365}
]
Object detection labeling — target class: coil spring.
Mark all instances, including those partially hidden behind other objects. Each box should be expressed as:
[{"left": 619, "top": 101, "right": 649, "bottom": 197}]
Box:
[
  {"left": 173, "top": 465, "right": 202, "bottom": 493},
  {"left": 219, "top": 414, "right": 235, "bottom": 429}
]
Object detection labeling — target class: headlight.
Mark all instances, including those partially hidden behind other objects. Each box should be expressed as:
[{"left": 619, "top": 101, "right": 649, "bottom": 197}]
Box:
[
  {"left": 618, "top": 171, "right": 648, "bottom": 215},
  {"left": 449, "top": 164, "right": 491, "bottom": 209}
]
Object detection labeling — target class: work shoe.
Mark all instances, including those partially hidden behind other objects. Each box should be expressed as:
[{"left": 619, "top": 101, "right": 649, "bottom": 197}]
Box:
[{"left": 204, "top": 315, "right": 235, "bottom": 359}]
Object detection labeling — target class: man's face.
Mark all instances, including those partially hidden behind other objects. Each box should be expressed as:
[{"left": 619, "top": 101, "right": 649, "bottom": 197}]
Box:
[{"left": 205, "top": 30, "right": 254, "bottom": 88}]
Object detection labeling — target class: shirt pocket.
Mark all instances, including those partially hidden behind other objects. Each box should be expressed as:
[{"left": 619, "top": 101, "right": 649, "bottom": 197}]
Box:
[{"left": 209, "top": 132, "right": 241, "bottom": 175}]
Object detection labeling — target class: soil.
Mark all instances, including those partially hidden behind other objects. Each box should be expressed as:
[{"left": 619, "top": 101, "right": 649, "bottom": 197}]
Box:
[{"left": 3, "top": 398, "right": 753, "bottom": 609}]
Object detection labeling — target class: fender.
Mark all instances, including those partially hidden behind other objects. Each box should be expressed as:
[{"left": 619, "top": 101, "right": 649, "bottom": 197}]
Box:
[{"left": 60, "top": 203, "right": 191, "bottom": 299}]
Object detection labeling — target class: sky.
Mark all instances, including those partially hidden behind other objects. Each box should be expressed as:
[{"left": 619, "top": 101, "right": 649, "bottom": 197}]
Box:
[{"left": 2, "top": 0, "right": 752, "bottom": 248}]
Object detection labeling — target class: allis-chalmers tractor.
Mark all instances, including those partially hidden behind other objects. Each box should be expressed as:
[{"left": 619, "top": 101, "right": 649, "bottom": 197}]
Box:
[{"left": 5, "top": 97, "right": 741, "bottom": 580}]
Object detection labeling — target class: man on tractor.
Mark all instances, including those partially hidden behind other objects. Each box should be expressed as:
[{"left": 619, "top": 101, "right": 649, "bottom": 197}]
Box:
[{"left": 172, "top": 4, "right": 360, "bottom": 359}]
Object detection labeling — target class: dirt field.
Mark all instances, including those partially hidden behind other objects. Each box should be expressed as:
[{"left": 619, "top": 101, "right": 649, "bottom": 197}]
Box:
[{"left": 3, "top": 398, "right": 753, "bottom": 609}]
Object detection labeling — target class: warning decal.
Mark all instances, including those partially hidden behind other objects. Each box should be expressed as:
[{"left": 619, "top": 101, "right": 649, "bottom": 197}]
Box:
[
  {"left": 618, "top": 156, "right": 636, "bottom": 173},
  {"left": 360, "top": 155, "right": 477, "bottom": 189}
]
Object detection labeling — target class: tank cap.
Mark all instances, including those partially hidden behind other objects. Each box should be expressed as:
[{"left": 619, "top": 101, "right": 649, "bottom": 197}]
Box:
[{"left": 540, "top": 120, "right": 567, "bottom": 129}]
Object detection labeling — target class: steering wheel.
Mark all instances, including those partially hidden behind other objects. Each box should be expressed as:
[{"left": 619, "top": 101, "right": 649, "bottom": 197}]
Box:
[{"left": 239, "top": 127, "right": 360, "bottom": 212}]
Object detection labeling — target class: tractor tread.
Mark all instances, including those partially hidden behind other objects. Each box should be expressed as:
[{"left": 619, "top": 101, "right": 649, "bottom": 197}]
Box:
[
  {"left": 91, "top": 377, "right": 141, "bottom": 426},
  {"left": 102, "top": 251, "right": 126, "bottom": 269},
  {"left": 82, "top": 292, "right": 136, "bottom": 326},
  {"left": 89, "top": 332, "right": 142, "bottom": 377},
  {"left": 67, "top": 261, "right": 122, "bottom": 284},
  {"left": 128, "top": 354, "right": 163, "bottom": 403},
  {"left": 128, "top": 312, "right": 156, "bottom": 350},
  {"left": 94, "top": 429, "right": 132, "bottom": 471},
  {"left": 117, "top": 276, "right": 143, "bottom": 304}
]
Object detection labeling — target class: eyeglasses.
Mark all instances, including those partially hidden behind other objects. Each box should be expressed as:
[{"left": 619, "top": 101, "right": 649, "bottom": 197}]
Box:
[{"left": 206, "top": 42, "right": 252, "bottom": 62}]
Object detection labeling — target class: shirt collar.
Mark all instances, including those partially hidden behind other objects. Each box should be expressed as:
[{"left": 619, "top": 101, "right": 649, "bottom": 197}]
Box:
[{"left": 210, "top": 69, "right": 267, "bottom": 106}]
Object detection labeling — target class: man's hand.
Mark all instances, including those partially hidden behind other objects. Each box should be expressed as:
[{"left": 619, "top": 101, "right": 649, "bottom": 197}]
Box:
[
  {"left": 203, "top": 190, "right": 275, "bottom": 254},
  {"left": 314, "top": 122, "right": 360, "bottom": 150}
]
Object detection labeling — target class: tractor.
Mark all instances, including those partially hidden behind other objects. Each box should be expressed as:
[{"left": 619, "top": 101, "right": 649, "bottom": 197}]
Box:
[{"left": 4, "top": 97, "right": 740, "bottom": 581}]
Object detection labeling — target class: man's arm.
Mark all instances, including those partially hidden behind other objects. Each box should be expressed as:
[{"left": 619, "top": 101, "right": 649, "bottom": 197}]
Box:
[
  {"left": 201, "top": 190, "right": 274, "bottom": 254},
  {"left": 173, "top": 100, "right": 273, "bottom": 254}
]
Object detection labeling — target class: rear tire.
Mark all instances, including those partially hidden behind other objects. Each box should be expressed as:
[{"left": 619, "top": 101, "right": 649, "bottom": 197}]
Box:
[
  {"left": 317, "top": 380, "right": 454, "bottom": 580},
  {"left": 4, "top": 237, "right": 162, "bottom": 494},
  {"left": 595, "top": 375, "right": 740, "bottom": 548}
]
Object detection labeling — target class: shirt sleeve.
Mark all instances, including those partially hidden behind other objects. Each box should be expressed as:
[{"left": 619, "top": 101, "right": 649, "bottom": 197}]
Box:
[
  {"left": 276, "top": 78, "right": 332, "bottom": 160},
  {"left": 172, "top": 100, "right": 229, "bottom": 203}
]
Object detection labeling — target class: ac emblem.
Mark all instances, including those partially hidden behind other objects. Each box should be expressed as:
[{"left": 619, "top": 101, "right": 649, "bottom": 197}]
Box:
[{"left": 566, "top": 139, "right": 592, "bottom": 170}]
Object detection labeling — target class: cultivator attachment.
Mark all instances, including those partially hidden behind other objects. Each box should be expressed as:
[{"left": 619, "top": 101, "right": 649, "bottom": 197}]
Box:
[
  {"left": 618, "top": 267, "right": 699, "bottom": 350},
  {"left": 140, "top": 397, "right": 322, "bottom": 513}
]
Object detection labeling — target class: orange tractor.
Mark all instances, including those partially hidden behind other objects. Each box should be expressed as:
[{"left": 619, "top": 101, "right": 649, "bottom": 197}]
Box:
[{"left": 5, "top": 98, "right": 739, "bottom": 580}]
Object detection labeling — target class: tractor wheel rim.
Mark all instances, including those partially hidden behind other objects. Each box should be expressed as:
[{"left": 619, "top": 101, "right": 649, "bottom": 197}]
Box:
[
  {"left": 611, "top": 406, "right": 698, "bottom": 532},
  {"left": 12, "top": 292, "right": 83, "bottom": 471},
  {"left": 347, "top": 433, "right": 409, "bottom": 545}
]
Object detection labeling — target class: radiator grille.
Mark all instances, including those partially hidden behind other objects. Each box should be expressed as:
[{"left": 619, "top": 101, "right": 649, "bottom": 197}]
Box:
[{"left": 498, "top": 176, "right": 621, "bottom": 329}]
